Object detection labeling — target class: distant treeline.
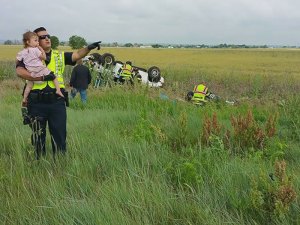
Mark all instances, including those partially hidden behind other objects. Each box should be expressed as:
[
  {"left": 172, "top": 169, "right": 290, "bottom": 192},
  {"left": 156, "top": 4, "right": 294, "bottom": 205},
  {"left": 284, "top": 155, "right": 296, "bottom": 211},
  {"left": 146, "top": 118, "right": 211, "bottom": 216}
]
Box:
[
  {"left": 2, "top": 39, "right": 299, "bottom": 49},
  {"left": 149, "top": 43, "right": 300, "bottom": 49}
]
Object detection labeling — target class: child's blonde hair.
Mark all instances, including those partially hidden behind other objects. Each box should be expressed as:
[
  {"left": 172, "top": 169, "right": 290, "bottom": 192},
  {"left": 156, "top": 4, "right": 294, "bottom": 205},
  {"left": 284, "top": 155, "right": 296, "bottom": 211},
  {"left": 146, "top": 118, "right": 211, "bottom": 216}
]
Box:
[{"left": 22, "top": 31, "right": 37, "bottom": 48}]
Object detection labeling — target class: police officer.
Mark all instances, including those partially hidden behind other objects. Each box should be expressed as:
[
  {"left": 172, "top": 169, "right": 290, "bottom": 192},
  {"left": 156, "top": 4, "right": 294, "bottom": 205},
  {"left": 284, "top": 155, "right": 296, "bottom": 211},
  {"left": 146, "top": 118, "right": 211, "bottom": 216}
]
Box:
[{"left": 16, "top": 27, "right": 101, "bottom": 159}]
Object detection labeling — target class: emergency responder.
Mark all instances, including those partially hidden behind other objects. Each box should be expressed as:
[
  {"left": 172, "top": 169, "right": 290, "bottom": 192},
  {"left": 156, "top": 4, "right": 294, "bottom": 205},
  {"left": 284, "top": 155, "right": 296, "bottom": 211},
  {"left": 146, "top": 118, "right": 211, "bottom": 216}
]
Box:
[
  {"left": 186, "top": 83, "right": 214, "bottom": 106},
  {"left": 186, "top": 83, "right": 234, "bottom": 106},
  {"left": 114, "top": 61, "right": 134, "bottom": 84},
  {"left": 16, "top": 26, "right": 101, "bottom": 159}
]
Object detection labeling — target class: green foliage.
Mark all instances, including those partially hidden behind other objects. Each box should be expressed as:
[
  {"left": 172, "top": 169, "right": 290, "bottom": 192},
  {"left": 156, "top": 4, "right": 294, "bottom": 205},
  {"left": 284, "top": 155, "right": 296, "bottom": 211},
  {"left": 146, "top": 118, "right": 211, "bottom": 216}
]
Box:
[
  {"left": 131, "top": 111, "right": 166, "bottom": 143},
  {"left": 69, "top": 35, "right": 87, "bottom": 49},
  {"left": 0, "top": 61, "right": 15, "bottom": 80},
  {"left": 249, "top": 160, "right": 297, "bottom": 223},
  {"left": 152, "top": 44, "right": 163, "bottom": 48},
  {"left": 261, "top": 139, "right": 287, "bottom": 162},
  {"left": 50, "top": 35, "right": 59, "bottom": 49},
  {"left": 124, "top": 43, "right": 133, "bottom": 47},
  {"left": 92, "top": 64, "right": 114, "bottom": 88},
  {"left": 279, "top": 96, "right": 300, "bottom": 142},
  {"left": 167, "top": 111, "right": 190, "bottom": 151},
  {"left": 4, "top": 40, "right": 13, "bottom": 45},
  {"left": 166, "top": 158, "right": 203, "bottom": 189}
]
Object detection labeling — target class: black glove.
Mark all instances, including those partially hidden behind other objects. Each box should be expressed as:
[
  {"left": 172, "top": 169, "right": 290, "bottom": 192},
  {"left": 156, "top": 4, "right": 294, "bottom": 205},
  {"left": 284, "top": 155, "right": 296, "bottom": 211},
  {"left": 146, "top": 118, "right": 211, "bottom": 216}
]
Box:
[
  {"left": 87, "top": 41, "right": 101, "bottom": 50},
  {"left": 43, "top": 73, "right": 56, "bottom": 81}
]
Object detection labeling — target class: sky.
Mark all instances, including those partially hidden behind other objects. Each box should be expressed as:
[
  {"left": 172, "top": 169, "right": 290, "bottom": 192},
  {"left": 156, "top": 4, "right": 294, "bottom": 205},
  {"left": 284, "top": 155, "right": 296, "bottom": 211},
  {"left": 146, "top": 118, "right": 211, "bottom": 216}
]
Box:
[{"left": 1, "top": 0, "right": 300, "bottom": 45}]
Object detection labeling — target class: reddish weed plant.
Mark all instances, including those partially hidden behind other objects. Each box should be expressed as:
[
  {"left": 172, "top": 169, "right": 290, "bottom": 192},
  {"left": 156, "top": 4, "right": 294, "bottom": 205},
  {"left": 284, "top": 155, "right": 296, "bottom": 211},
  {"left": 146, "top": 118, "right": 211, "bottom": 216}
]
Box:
[{"left": 201, "top": 110, "right": 278, "bottom": 153}]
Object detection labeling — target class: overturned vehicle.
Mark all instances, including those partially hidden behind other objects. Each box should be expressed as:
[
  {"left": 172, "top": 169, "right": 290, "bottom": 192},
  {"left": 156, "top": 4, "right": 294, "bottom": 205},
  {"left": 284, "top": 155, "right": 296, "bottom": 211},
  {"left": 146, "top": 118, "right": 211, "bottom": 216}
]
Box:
[{"left": 83, "top": 53, "right": 164, "bottom": 88}]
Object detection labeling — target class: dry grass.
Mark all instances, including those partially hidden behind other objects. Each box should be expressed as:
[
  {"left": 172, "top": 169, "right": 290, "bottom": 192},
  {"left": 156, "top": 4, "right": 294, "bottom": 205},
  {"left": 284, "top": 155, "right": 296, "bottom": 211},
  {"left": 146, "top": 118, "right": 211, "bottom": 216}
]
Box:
[{"left": 2, "top": 45, "right": 300, "bottom": 102}]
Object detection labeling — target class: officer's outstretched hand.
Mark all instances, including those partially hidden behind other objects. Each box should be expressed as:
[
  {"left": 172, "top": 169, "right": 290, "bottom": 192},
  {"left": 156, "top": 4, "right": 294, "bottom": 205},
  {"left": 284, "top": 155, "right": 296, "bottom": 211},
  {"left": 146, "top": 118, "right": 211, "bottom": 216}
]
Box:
[
  {"left": 43, "top": 73, "right": 56, "bottom": 81},
  {"left": 87, "top": 41, "right": 101, "bottom": 50}
]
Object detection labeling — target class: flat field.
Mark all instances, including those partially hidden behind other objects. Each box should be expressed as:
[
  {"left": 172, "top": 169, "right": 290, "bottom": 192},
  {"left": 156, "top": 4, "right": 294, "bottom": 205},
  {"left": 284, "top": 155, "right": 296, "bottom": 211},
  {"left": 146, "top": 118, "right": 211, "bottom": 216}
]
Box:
[
  {"left": 2, "top": 45, "right": 300, "bottom": 99},
  {"left": 0, "top": 45, "right": 299, "bottom": 225}
]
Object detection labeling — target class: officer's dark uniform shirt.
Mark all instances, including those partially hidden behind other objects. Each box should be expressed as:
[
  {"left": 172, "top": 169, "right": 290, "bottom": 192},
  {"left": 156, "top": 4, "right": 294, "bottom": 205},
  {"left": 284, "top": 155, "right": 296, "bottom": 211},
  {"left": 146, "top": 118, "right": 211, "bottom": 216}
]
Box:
[{"left": 16, "top": 51, "right": 75, "bottom": 92}]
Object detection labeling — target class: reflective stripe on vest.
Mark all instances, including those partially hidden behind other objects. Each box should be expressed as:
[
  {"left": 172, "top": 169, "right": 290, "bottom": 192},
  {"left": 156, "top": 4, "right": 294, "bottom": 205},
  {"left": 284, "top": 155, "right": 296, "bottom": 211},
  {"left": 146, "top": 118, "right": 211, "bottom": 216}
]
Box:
[
  {"left": 32, "top": 50, "right": 65, "bottom": 90},
  {"left": 120, "top": 64, "right": 133, "bottom": 78},
  {"left": 192, "top": 84, "right": 208, "bottom": 103}
]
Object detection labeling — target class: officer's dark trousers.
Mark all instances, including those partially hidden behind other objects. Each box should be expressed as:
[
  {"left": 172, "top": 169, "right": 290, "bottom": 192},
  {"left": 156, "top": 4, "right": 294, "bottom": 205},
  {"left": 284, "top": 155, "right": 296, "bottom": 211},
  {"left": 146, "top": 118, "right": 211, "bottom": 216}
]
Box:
[{"left": 28, "top": 97, "right": 66, "bottom": 159}]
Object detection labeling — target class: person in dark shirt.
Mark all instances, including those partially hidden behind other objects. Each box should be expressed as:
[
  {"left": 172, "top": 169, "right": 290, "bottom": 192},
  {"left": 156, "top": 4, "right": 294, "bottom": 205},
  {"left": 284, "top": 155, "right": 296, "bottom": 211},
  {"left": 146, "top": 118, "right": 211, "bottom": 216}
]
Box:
[{"left": 69, "top": 59, "right": 92, "bottom": 104}]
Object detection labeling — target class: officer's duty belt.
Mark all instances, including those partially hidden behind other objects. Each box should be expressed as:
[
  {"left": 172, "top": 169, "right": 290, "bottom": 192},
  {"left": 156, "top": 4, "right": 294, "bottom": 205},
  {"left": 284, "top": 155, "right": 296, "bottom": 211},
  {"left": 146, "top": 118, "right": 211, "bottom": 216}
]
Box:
[{"left": 28, "top": 90, "right": 65, "bottom": 104}]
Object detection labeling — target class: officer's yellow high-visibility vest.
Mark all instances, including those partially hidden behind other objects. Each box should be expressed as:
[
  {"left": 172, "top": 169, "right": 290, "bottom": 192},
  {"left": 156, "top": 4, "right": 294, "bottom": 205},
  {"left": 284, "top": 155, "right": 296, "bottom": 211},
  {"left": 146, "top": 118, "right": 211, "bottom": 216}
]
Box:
[
  {"left": 191, "top": 84, "right": 208, "bottom": 104},
  {"left": 120, "top": 64, "right": 133, "bottom": 79},
  {"left": 32, "top": 50, "right": 65, "bottom": 90}
]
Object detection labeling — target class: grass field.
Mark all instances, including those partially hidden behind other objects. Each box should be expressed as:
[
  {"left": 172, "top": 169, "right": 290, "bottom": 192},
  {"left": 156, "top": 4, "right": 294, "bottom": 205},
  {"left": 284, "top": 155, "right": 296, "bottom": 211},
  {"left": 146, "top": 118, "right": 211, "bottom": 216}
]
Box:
[{"left": 0, "top": 45, "right": 300, "bottom": 224}]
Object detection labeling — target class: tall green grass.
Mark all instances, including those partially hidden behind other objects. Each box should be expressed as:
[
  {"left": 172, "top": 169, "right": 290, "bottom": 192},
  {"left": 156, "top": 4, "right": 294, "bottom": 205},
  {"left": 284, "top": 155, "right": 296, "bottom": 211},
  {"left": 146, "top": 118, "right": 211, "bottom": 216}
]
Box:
[{"left": 1, "top": 47, "right": 300, "bottom": 224}]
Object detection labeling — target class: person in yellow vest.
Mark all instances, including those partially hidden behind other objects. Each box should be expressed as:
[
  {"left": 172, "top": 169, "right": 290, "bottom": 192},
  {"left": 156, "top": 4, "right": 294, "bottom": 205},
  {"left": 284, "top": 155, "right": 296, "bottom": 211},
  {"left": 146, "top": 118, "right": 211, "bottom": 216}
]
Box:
[
  {"left": 186, "top": 83, "right": 215, "bottom": 106},
  {"left": 16, "top": 26, "right": 101, "bottom": 159},
  {"left": 115, "top": 61, "right": 134, "bottom": 84},
  {"left": 186, "top": 83, "right": 234, "bottom": 106}
]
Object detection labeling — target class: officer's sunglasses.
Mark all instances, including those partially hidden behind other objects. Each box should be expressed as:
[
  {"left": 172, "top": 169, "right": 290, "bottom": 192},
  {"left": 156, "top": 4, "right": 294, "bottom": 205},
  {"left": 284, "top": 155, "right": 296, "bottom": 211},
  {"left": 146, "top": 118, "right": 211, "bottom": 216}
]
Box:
[{"left": 38, "top": 34, "right": 51, "bottom": 40}]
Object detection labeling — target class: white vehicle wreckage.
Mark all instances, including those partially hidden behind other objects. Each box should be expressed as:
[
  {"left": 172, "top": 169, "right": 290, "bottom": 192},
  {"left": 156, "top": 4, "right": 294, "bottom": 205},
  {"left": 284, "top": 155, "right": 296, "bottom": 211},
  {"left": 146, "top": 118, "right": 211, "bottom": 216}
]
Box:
[
  {"left": 82, "top": 52, "right": 236, "bottom": 106},
  {"left": 83, "top": 53, "right": 164, "bottom": 88}
]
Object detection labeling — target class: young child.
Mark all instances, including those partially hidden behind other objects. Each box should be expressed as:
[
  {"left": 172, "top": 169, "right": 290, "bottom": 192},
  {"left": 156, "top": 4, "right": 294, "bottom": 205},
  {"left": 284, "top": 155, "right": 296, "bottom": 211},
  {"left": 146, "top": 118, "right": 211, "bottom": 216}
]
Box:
[{"left": 16, "top": 31, "right": 64, "bottom": 106}]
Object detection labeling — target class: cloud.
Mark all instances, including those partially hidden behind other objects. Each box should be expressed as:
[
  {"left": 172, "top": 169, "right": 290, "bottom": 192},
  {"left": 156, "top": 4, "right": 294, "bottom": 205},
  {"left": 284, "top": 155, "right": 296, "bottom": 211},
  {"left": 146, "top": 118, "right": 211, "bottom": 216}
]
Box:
[{"left": 0, "top": 0, "right": 299, "bottom": 45}]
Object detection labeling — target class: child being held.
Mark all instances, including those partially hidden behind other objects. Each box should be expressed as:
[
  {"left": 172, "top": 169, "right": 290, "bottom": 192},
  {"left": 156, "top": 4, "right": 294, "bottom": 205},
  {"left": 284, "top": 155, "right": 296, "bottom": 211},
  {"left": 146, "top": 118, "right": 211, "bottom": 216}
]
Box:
[{"left": 16, "top": 31, "right": 64, "bottom": 106}]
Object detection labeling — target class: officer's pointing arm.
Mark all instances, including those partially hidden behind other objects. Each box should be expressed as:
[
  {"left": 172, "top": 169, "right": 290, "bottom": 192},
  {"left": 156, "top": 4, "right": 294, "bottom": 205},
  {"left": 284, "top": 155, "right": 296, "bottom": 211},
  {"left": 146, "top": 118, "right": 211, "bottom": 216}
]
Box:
[{"left": 71, "top": 41, "right": 101, "bottom": 62}]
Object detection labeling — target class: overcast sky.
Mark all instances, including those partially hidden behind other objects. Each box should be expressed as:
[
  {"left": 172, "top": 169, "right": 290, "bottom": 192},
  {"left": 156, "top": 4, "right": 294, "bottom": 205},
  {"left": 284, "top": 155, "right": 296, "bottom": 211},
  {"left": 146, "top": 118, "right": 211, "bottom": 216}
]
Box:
[{"left": 1, "top": 0, "right": 300, "bottom": 45}]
